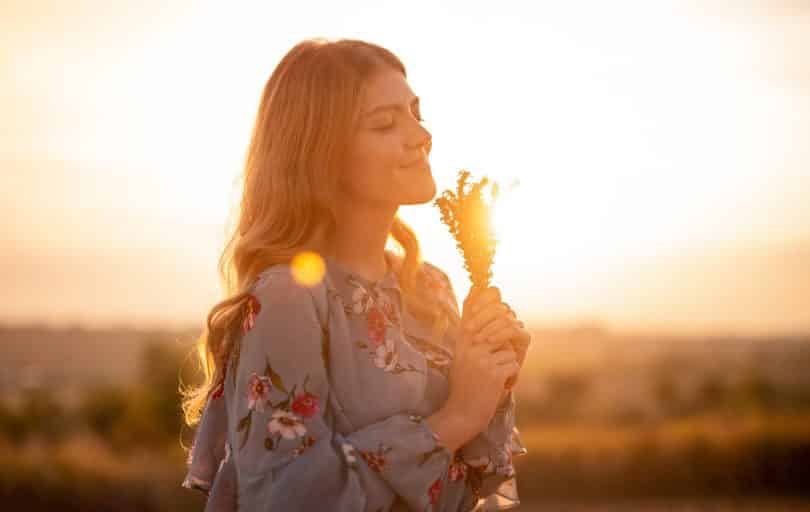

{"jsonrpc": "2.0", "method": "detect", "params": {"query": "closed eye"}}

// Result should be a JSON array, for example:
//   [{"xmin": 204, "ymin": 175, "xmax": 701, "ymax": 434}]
[{"xmin": 375, "ymin": 113, "xmax": 426, "ymax": 132}]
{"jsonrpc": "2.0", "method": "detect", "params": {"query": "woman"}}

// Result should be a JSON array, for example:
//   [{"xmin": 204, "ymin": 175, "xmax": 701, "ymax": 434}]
[{"xmin": 180, "ymin": 37, "xmax": 532, "ymax": 511}]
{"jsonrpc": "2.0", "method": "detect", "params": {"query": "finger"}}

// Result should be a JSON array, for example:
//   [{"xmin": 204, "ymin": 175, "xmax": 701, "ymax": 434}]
[
  {"xmin": 469, "ymin": 341, "xmax": 501, "ymax": 357},
  {"xmin": 457, "ymin": 325, "xmax": 478, "ymax": 352},
  {"xmin": 470, "ymin": 287, "xmax": 501, "ymax": 315},
  {"xmin": 503, "ymin": 301, "xmax": 518, "ymax": 320},
  {"xmin": 489, "ymin": 347, "xmax": 517, "ymax": 366},
  {"xmin": 509, "ymin": 327, "xmax": 532, "ymax": 353},
  {"xmin": 463, "ymin": 285, "xmax": 486, "ymax": 310},
  {"xmin": 461, "ymin": 285, "xmax": 486, "ymax": 325},
  {"xmin": 484, "ymin": 322, "xmax": 523, "ymax": 347},
  {"xmin": 468, "ymin": 302, "xmax": 510, "ymax": 336},
  {"xmin": 487, "ymin": 339, "xmax": 512, "ymax": 354},
  {"xmin": 464, "ymin": 286, "xmax": 499, "ymax": 320},
  {"xmin": 474, "ymin": 315, "xmax": 514, "ymax": 344},
  {"xmin": 496, "ymin": 361, "xmax": 520, "ymax": 382}
]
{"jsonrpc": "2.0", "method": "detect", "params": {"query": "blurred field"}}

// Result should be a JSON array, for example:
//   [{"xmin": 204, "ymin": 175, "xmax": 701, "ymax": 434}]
[
  {"xmin": 520, "ymin": 499, "xmax": 810, "ymax": 511},
  {"xmin": 0, "ymin": 323, "xmax": 809, "ymax": 511}
]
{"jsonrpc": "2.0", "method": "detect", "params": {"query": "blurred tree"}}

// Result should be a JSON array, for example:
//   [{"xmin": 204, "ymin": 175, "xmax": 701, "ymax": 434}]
[
  {"xmin": 79, "ymin": 385, "xmax": 128, "ymax": 439},
  {"xmin": 736, "ymin": 369, "xmax": 777, "ymax": 413},
  {"xmin": 697, "ymin": 371, "xmax": 728, "ymax": 412},
  {"xmin": 536, "ymin": 372, "xmax": 591, "ymax": 423},
  {"xmin": 109, "ymin": 337, "xmax": 188, "ymax": 450},
  {"xmin": 0, "ymin": 400, "xmax": 26, "ymax": 443},
  {"xmin": 18, "ymin": 388, "xmax": 71, "ymax": 442},
  {"xmin": 653, "ymin": 371, "xmax": 681, "ymax": 418}
]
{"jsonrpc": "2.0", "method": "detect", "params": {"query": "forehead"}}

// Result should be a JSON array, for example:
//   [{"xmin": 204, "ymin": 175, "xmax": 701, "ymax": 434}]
[{"xmin": 360, "ymin": 69, "xmax": 416, "ymax": 110}]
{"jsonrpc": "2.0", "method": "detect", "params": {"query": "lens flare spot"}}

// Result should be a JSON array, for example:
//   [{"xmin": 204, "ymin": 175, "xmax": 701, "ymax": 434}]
[{"xmin": 291, "ymin": 251, "xmax": 326, "ymax": 287}]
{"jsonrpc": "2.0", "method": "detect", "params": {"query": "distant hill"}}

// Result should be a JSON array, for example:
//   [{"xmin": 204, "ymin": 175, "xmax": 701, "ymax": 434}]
[{"xmin": 0, "ymin": 323, "xmax": 200, "ymax": 395}]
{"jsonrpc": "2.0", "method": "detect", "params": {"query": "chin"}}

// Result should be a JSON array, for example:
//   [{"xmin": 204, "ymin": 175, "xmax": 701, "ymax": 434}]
[
  {"xmin": 401, "ymin": 182, "xmax": 436, "ymax": 205},
  {"xmin": 393, "ymin": 165, "xmax": 436, "ymax": 204}
]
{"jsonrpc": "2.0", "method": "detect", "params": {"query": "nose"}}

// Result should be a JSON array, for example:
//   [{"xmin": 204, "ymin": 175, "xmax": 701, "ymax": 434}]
[{"xmin": 409, "ymin": 126, "xmax": 432, "ymax": 156}]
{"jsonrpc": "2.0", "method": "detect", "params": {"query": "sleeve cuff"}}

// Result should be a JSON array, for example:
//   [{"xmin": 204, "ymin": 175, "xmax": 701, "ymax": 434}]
[{"xmin": 458, "ymin": 391, "xmax": 528, "ymax": 510}]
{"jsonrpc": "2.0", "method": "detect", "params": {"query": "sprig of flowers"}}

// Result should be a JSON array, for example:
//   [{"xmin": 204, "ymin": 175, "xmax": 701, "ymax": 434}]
[{"xmin": 433, "ymin": 169, "xmax": 502, "ymax": 291}]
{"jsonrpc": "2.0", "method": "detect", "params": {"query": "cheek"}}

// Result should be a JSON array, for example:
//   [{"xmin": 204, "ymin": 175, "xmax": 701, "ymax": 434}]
[
  {"xmin": 351, "ymin": 133, "xmax": 401, "ymax": 169},
  {"xmin": 347, "ymin": 135, "xmax": 403, "ymax": 179},
  {"xmin": 342, "ymin": 135, "xmax": 403, "ymax": 194}
]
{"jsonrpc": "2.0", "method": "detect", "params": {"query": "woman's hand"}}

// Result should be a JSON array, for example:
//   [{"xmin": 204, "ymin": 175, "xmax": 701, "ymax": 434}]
[
  {"xmin": 461, "ymin": 285, "xmax": 531, "ymax": 390},
  {"xmin": 444, "ymin": 320, "xmax": 519, "ymax": 439}
]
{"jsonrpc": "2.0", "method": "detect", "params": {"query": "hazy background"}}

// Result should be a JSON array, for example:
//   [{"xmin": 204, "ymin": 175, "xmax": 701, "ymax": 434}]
[
  {"xmin": 1, "ymin": 0, "xmax": 809, "ymax": 510},
  {"xmin": 2, "ymin": 0, "xmax": 809, "ymax": 335}
]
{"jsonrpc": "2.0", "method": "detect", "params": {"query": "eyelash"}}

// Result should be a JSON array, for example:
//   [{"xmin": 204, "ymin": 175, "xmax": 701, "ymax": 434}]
[{"xmin": 376, "ymin": 113, "xmax": 425, "ymax": 131}]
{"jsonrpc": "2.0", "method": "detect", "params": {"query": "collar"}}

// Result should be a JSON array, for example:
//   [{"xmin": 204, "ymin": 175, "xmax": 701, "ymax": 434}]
[{"xmin": 322, "ymin": 249, "xmax": 402, "ymax": 296}]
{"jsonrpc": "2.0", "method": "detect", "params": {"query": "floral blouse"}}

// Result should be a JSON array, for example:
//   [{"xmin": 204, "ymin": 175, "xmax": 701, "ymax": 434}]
[{"xmin": 182, "ymin": 250, "xmax": 527, "ymax": 511}]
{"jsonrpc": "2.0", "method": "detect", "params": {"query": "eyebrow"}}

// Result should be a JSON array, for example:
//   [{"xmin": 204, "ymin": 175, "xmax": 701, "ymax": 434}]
[{"xmin": 361, "ymin": 96, "xmax": 420, "ymax": 118}]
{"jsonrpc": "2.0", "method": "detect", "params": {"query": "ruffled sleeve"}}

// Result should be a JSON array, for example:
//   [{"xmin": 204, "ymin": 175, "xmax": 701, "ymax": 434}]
[
  {"xmin": 457, "ymin": 390, "xmax": 528, "ymax": 510},
  {"xmin": 185, "ymin": 266, "xmax": 457, "ymax": 511},
  {"xmin": 182, "ymin": 382, "xmax": 238, "ymax": 511},
  {"xmin": 424, "ymin": 262, "xmax": 529, "ymax": 510}
]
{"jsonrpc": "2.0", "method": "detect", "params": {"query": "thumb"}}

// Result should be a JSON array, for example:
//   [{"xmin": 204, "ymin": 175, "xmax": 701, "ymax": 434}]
[{"xmin": 463, "ymin": 285, "xmax": 484, "ymax": 317}]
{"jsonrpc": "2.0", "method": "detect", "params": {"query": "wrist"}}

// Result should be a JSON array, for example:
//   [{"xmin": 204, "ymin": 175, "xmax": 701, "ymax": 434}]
[{"xmin": 425, "ymin": 405, "xmax": 476, "ymax": 454}]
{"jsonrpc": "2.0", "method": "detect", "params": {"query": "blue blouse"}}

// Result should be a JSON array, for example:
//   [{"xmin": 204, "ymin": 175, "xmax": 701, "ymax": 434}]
[{"xmin": 182, "ymin": 250, "xmax": 527, "ymax": 511}]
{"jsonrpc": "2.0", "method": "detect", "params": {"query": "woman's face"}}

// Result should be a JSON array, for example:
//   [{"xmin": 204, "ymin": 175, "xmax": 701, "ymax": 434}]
[{"xmin": 342, "ymin": 69, "xmax": 435, "ymax": 206}]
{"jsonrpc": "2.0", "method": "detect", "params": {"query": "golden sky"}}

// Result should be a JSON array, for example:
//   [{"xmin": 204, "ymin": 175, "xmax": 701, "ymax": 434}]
[{"xmin": 1, "ymin": 0, "xmax": 808, "ymax": 335}]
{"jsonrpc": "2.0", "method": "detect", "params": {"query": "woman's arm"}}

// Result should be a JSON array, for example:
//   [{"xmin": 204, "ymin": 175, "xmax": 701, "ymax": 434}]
[{"xmin": 426, "ymin": 262, "xmax": 529, "ymax": 508}]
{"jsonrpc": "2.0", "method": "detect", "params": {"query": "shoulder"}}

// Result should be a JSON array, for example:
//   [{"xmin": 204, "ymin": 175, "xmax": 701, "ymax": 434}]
[
  {"xmin": 237, "ymin": 265, "xmax": 324, "ymax": 348},
  {"xmin": 417, "ymin": 260, "xmax": 460, "ymax": 315},
  {"xmin": 250, "ymin": 264, "xmax": 318, "ymax": 310},
  {"xmin": 419, "ymin": 260, "xmax": 453, "ymax": 289}
]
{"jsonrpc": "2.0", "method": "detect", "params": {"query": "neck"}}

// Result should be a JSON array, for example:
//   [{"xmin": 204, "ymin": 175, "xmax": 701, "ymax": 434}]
[{"xmin": 322, "ymin": 200, "xmax": 398, "ymax": 283}]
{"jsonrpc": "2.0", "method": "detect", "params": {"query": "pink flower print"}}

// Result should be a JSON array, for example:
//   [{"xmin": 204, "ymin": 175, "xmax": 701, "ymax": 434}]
[
  {"xmin": 428, "ymin": 477, "xmax": 442, "ymax": 505},
  {"xmin": 372, "ymin": 338, "xmax": 399, "ymax": 371},
  {"xmin": 379, "ymin": 296, "xmax": 399, "ymax": 325},
  {"xmin": 268, "ymin": 409, "xmax": 307, "ymax": 440},
  {"xmin": 367, "ymin": 306, "xmax": 387, "ymax": 346},
  {"xmin": 448, "ymin": 460, "xmax": 468, "ymax": 481},
  {"xmin": 243, "ymin": 294, "xmax": 261, "ymax": 334},
  {"xmin": 351, "ymin": 285, "xmax": 373, "ymax": 314},
  {"xmin": 247, "ymin": 373, "xmax": 272, "ymax": 412},
  {"xmin": 291, "ymin": 391, "xmax": 319, "ymax": 418}
]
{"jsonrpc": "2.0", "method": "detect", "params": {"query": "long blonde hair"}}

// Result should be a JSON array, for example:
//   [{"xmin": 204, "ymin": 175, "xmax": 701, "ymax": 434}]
[{"xmin": 181, "ymin": 38, "xmax": 450, "ymax": 427}]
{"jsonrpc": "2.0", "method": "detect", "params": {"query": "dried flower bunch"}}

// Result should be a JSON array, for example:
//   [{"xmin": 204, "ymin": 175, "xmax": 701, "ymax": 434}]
[
  {"xmin": 435, "ymin": 169, "xmax": 523, "ymax": 390},
  {"xmin": 433, "ymin": 169, "xmax": 501, "ymax": 292}
]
